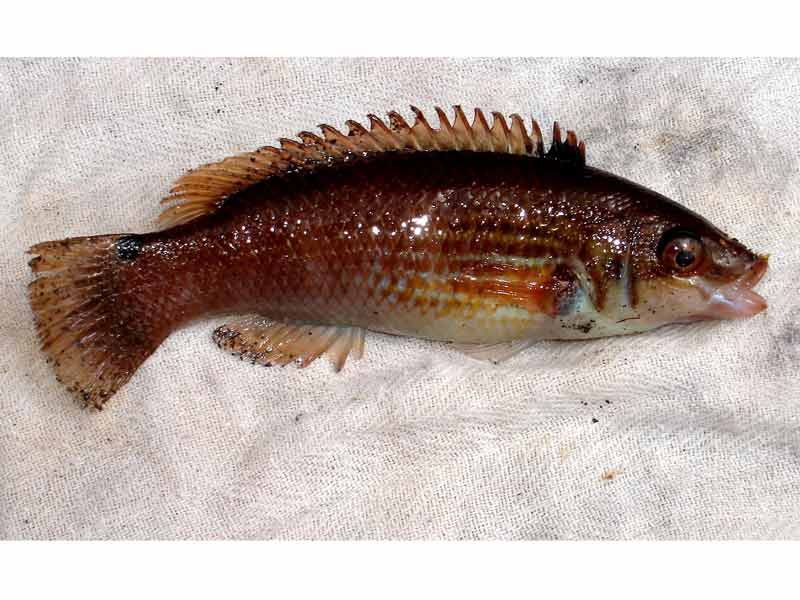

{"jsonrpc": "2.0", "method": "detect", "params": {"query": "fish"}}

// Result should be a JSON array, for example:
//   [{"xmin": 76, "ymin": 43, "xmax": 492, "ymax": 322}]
[{"xmin": 27, "ymin": 106, "xmax": 769, "ymax": 409}]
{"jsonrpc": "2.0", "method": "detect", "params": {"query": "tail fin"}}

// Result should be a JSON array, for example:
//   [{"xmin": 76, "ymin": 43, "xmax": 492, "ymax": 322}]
[{"xmin": 28, "ymin": 234, "xmax": 164, "ymax": 408}]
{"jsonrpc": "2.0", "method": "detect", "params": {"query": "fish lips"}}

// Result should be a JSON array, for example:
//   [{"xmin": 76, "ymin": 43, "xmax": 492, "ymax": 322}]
[{"xmin": 698, "ymin": 256, "xmax": 768, "ymax": 319}]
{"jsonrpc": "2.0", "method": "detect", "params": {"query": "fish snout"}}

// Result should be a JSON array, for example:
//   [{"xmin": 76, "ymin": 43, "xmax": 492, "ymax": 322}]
[{"xmin": 702, "ymin": 255, "xmax": 768, "ymax": 319}]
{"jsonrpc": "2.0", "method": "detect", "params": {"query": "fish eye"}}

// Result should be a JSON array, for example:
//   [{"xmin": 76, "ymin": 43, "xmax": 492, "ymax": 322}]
[{"xmin": 658, "ymin": 230, "xmax": 705, "ymax": 273}]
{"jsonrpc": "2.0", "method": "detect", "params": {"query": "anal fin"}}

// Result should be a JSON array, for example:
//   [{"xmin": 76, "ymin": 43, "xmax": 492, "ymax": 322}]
[{"xmin": 213, "ymin": 316, "xmax": 364, "ymax": 372}]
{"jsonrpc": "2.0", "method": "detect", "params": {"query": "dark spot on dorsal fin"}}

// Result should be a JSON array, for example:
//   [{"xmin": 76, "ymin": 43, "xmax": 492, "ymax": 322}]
[
  {"xmin": 545, "ymin": 121, "xmax": 586, "ymax": 167},
  {"xmin": 116, "ymin": 235, "xmax": 143, "ymax": 261}
]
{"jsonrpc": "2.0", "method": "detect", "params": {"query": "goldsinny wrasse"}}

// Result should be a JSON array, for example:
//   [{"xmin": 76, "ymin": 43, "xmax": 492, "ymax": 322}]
[{"xmin": 28, "ymin": 106, "xmax": 768, "ymax": 408}]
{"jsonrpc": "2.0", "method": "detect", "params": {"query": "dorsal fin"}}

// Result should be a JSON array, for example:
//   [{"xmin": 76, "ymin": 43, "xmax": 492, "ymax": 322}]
[{"xmin": 158, "ymin": 106, "xmax": 587, "ymax": 228}]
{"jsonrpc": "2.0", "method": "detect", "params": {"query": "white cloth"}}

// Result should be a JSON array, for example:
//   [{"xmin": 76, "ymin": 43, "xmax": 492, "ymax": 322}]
[{"xmin": 1, "ymin": 58, "xmax": 798, "ymax": 540}]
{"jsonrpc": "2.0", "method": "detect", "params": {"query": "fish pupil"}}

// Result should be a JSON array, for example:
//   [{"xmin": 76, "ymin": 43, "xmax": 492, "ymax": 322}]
[{"xmin": 675, "ymin": 249, "xmax": 695, "ymax": 268}]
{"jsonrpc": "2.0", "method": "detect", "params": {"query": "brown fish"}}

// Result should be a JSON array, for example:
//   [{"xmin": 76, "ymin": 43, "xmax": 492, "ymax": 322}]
[{"xmin": 28, "ymin": 106, "xmax": 768, "ymax": 408}]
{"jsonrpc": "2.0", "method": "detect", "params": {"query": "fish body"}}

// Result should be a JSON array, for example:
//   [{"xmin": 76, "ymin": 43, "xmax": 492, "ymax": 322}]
[{"xmin": 28, "ymin": 107, "xmax": 768, "ymax": 407}]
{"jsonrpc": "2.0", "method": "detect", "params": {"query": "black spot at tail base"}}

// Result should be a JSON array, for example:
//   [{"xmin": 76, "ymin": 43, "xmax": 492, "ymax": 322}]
[{"xmin": 116, "ymin": 235, "xmax": 143, "ymax": 261}]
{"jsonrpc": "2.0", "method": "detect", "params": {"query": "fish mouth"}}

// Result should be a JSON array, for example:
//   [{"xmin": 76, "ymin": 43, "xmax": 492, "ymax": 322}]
[{"xmin": 700, "ymin": 255, "xmax": 768, "ymax": 319}]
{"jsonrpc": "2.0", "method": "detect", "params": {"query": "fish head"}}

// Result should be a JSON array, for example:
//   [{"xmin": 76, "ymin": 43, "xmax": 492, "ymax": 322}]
[{"xmin": 629, "ymin": 211, "xmax": 768, "ymax": 326}]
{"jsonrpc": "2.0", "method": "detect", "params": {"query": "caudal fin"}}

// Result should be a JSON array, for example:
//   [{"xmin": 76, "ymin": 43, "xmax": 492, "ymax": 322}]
[{"xmin": 28, "ymin": 234, "xmax": 164, "ymax": 408}]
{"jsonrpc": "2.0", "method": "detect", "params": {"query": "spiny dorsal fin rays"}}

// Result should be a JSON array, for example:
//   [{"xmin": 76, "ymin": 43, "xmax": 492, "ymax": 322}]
[
  {"xmin": 158, "ymin": 106, "xmax": 588, "ymax": 229},
  {"xmin": 531, "ymin": 119, "xmax": 545, "ymax": 156},
  {"xmin": 451, "ymin": 106, "xmax": 475, "ymax": 150},
  {"xmin": 408, "ymin": 105, "xmax": 437, "ymax": 149},
  {"xmin": 509, "ymin": 114, "xmax": 532, "ymax": 154},
  {"xmin": 471, "ymin": 108, "xmax": 493, "ymax": 151}
]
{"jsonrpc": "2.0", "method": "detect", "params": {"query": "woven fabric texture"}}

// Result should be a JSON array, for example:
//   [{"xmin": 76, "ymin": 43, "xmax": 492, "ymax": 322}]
[{"xmin": 1, "ymin": 58, "xmax": 798, "ymax": 539}]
